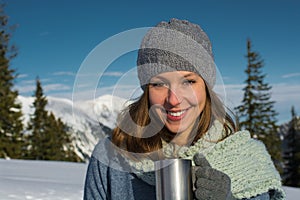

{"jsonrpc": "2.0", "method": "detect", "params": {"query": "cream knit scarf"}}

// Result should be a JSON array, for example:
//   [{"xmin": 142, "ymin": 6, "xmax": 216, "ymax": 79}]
[{"xmin": 126, "ymin": 121, "xmax": 286, "ymax": 200}]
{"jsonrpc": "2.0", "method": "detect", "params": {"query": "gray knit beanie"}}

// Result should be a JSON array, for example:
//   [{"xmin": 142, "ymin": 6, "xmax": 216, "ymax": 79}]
[{"xmin": 137, "ymin": 18, "xmax": 216, "ymax": 89}]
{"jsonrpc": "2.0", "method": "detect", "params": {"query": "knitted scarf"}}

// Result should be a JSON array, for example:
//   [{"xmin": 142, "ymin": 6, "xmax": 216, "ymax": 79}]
[{"xmin": 126, "ymin": 121, "xmax": 286, "ymax": 200}]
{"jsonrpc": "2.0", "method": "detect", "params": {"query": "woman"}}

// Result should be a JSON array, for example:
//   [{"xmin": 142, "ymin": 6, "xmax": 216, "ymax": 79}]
[{"xmin": 84, "ymin": 18, "xmax": 285, "ymax": 200}]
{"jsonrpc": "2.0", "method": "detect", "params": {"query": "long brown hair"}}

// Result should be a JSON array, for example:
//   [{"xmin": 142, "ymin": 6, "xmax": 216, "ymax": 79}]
[{"xmin": 112, "ymin": 81, "xmax": 237, "ymax": 156}]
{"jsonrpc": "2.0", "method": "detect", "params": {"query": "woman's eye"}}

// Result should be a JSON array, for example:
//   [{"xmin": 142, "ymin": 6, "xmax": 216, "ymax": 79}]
[
  {"xmin": 149, "ymin": 82, "xmax": 167, "ymax": 88},
  {"xmin": 183, "ymin": 79, "xmax": 196, "ymax": 85}
]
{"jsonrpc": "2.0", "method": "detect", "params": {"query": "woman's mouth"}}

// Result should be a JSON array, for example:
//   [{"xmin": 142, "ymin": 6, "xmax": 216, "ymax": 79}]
[{"xmin": 166, "ymin": 109, "xmax": 188, "ymax": 121}]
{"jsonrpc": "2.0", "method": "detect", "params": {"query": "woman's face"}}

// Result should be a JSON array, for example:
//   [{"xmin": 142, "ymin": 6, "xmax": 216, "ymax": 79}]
[{"xmin": 149, "ymin": 71, "xmax": 207, "ymax": 144}]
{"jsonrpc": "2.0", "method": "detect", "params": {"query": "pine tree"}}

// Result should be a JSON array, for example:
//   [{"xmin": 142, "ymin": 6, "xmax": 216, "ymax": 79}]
[
  {"xmin": 235, "ymin": 39, "xmax": 282, "ymax": 173},
  {"xmin": 0, "ymin": 3, "xmax": 25, "ymax": 159},
  {"xmin": 26, "ymin": 78, "xmax": 49, "ymax": 160},
  {"xmin": 27, "ymin": 78, "xmax": 81, "ymax": 162},
  {"xmin": 283, "ymin": 106, "xmax": 300, "ymax": 187},
  {"xmin": 50, "ymin": 114, "xmax": 81, "ymax": 162}
]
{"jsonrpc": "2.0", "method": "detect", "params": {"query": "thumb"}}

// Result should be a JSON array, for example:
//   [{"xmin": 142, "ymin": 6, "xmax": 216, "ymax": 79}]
[{"xmin": 193, "ymin": 153, "xmax": 211, "ymax": 167}]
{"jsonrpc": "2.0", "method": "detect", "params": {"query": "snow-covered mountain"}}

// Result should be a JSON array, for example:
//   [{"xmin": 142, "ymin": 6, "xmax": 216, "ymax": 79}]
[{"xmin": 17, "ymin": 95, "xmax": 129, "ymax": 161}]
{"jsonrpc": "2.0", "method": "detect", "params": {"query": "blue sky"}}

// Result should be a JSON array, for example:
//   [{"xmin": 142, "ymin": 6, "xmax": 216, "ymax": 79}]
[{"xmin": 5, "ymin": 0, "xmax": 300, "ymax": 123}]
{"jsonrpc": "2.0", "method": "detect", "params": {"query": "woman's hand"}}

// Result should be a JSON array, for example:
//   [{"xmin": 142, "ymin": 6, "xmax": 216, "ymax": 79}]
[{"xmin": 193, "ymin": 153, "xmax": 234, "ymax": 200}]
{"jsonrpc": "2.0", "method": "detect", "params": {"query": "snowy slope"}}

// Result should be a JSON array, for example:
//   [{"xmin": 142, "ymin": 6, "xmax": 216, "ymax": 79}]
[
  {"xmin": 17, "ymin": 95, "xmax": 128, "ymax": 161},
  {"xmin": 0, "ymin": 159, "xmax": 299, "ymax": 200},
  {"xmin": 0, "ymin": 159, "xmax": 87, "ymax": 200}
]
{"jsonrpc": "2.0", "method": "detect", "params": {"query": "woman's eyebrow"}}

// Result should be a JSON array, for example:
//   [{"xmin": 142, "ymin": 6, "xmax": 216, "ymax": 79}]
[
  {"xmin": 151, "ymin": 73, "xmax": 173, "ymax": 79},
  {"xmin": 150, "ymin": 76, "xmax": 168, "ymax": 82},
  {"xmin": 183, "ymin": 73, "xmax": 195, "ymax": 78},
  {"xmin": 151, "ymin": 72, "xmax": 197, "ymax": 80}
]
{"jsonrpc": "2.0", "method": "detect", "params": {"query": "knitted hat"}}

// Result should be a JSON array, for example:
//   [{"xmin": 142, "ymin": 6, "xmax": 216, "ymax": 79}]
[{"xmin": 137, "ymin": 18, "xmax": 216, "ymax": 89}]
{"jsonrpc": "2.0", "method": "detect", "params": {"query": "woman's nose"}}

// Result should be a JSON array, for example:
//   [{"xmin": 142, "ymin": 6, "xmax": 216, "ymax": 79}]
[{"xmin": 167, "ymin": 88, "xmax": 182, "ymax": 106}]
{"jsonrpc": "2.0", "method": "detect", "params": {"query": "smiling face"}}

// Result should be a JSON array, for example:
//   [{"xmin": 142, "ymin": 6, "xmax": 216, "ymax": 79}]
[{"xmin": 148, "ymin": 71, "xmax": 207, "ymax": 145}]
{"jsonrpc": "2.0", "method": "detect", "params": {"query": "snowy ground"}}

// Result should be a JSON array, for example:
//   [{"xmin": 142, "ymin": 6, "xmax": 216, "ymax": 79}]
[
  {"xmin": 0, "ymin": 159, "xmax": 86, "ymax": 200},
  {"xmin": 0, "ymin": 159, "xmax": 299, "ymax": 200}
]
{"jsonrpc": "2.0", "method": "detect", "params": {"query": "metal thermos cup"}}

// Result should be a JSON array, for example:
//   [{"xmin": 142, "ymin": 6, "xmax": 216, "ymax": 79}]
[{"xmin": 155, "ymin": 159, "xmax": 193, "ymax": 200}]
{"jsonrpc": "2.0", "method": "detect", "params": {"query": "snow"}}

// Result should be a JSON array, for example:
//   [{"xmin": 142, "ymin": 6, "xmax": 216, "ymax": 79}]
[
  {"xmin": 0, "ymin": 159, "xmax": 87, "ymax": 200},
  {"xmin": 1, "ymin": 159, "xmax": 300, "ymax": 200}
]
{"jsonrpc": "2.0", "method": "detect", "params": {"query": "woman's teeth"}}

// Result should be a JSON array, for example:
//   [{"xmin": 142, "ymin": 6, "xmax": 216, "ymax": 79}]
[{"xmin": 168, "ymin": 110, "xmax": 186, "ymax": 116}]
